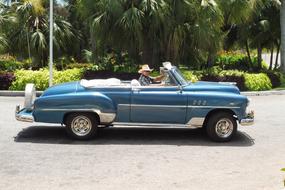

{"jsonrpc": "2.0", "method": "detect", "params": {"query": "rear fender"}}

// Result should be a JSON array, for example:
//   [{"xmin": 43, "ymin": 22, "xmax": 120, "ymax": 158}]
[{"xmin": 33, "ymin": 92, "xmax": 116, "ymax": 124}]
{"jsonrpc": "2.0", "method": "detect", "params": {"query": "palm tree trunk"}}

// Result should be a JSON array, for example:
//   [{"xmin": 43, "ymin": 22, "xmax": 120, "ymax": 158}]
[
  {"xmin": 269, "ymin": 46, "xmax": 274, "ymax": 70},
  {"xmin": 281, "ymin": 0, "xmax": 285, "ymax": 72},
  {"xmin": 207, "ymin": 52, "xmax": 214, "ymax": 68},
  {"xmin": 142, "ymin": 38, "xmax": 154, "ymax": 69},
  {"xmin": 245, "ymin": 40, "xmax": 253, "ymax": 69},
  {"xmin": 257, "ymin": 45, "xmax": 262, "ymax": 71},
  {"xmin": 274, "ymin": 41, "xmax": 280, "ymax": 70}
]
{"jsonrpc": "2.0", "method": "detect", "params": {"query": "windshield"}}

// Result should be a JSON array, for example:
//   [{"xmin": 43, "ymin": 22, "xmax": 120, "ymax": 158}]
[{"xmin": 171, "ymin": 67, "xmax": 188, "ymax": 86}]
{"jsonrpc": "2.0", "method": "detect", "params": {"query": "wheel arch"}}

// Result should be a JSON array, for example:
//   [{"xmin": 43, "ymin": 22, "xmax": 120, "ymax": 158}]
[
  {"xmin": 63, "ymin": 111, "xmax": 100, "ymax": 125},
  {"xmin": 203, "ymin": 108, "xmax": 237, "ymax": 127}
]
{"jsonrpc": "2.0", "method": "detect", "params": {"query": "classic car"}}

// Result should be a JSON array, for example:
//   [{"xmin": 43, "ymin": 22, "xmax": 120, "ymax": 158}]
[{"xmin": 15, "ymin": 62, "xmax": 254, "ymax": 142}]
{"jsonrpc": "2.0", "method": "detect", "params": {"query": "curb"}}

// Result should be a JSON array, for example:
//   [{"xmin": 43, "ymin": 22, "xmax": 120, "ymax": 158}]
[
  {"xmin": 241, "ymin": 90, "xmax": 285, "ymax": 96},
  {"xmin": 0, "ymin": 90, "xmax": 285, "ymax": 97},
  {"xmin": 0, "ymin": 91, "xmax": 43, "ymax": 97}
]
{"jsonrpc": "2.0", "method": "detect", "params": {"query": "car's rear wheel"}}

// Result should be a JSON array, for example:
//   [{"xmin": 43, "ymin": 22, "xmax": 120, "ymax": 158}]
[
  {"xmin": 65, "ymin": 113, "xmax": 98, "ymax": 140},
  {"xmin": 206, "ymin": 112, "xmax": 237, "ymax": 142}
]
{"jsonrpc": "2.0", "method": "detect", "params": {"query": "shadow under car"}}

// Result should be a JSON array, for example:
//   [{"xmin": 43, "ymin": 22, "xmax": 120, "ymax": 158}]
[{"xmin": 14, "ymin": 125, "xmax": 255, "ymax": 147}]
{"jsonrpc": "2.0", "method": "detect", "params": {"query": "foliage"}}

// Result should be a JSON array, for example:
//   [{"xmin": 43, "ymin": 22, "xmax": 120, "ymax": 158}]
[
  {"xmin": 181, "ymin": 70, "xmax": 199, "ymax": 82},
  {"xmin": 0, "ymin": 71, "xmax": 15, "ymax": 90},
  {"xmin": 216, "ymin": 51, "xmax": 268, "ymax": 71},
  {"xmin": 263, "ymin": 70, "xmax": 283, "ymax": 88},
  {"xmin": 200, "ymin": 69, "xmax": 246, "ymax": 90},
  {"xmin": 244, "ymin": 73, "xmax": 272, "ymax": 91},
  {"xmin": 10, "ymin": 68, "xmax": 83, "ymax": 90},
  {"xmin": 0, "ymin": 54, "xmax": 32, "ymax": 71},
  {"xmin": 3, "ymin": 0, "xmax": 76, "ymax": 67}
]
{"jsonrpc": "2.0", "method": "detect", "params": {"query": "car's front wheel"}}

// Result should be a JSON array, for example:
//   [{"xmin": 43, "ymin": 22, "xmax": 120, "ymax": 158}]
[
  {"xmin": 65, "ymin": 113, "xmax": 98, "ymax": 140},
  {"xmin": 206, "ymin": 112, "xmax": 237, "ymax": 142}
]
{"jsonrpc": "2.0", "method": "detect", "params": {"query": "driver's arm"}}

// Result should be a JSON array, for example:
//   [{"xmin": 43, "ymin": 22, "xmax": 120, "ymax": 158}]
[{"xmin": 153, "ymin": 75, "xmax": 164, "ymax": 82}]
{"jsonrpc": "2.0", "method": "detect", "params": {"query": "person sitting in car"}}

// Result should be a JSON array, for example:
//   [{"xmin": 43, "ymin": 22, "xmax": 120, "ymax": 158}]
[{"xmin": 138, "ymin": 64, "xmax": 164, "ymax": 86}]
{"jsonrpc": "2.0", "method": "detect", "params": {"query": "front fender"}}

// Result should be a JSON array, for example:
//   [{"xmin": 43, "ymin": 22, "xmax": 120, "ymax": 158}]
[
  {"xmin": 33, "ymin": 92, "xmax": 116, "ymax": 124},
  {"xmin": 186, "ymin": 91, "xmax": 248, "ymax": 123}
]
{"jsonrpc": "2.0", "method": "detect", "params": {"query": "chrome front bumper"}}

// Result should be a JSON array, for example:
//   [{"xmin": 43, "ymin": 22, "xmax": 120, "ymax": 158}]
[
  {"xmin": 240, "ymin": 110, "xmax": 254, "ymax": 126},
  {"xmin": 15, "ymin": 105, "xmax": 34, "ymax": 122}
]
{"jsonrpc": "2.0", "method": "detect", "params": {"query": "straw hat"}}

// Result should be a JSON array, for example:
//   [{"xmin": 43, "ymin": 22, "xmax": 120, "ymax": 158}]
[{"xmin": 138, "ymin": 64, "xmax": 153, "ymax": 73}]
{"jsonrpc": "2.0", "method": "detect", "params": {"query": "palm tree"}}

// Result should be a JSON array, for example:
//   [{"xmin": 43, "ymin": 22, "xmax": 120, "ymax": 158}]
[
  {"xmin": 0, "ymin": 2, "xmax": 15, "ymax": 52},
  {"xmin": 6, "ymin": 0, "xmax": 75, "ymax": 67}
]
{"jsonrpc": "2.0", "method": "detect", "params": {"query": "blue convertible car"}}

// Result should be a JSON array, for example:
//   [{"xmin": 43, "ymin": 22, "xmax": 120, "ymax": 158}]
[{"xmin": 16, "ymin": 62, "xmax": 254, "ymax": 142}]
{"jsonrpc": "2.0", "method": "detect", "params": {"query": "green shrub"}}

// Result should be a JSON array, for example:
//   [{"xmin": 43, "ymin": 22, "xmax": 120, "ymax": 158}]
[
  {"xmin": 0, "ymin": 56, "xmax": 23, "ymax": 72},
  {"xmin": 181, "ymin": 70, "xmax": 199, "ymax": 82},
  {"xmin": 263, "ymin": 70, "xmax": 283, "ymax": 88},
  {"xmin": 219, "ymin": 70, "xmax": 245, "ymax": 77},
  {"xmin": 216, "ymin": 52, "xmax": 267, "ymax": 71},
  {"xmin": 244, "ymin": 73, "xmax": 272, "ymax": 91},
  {"xmin": 65, "ymin": 63, "xmax": 93, "ymax": 70},
  {"xmin": 10, "ymin": 68, "xmax": 84, "ymax": 91}
]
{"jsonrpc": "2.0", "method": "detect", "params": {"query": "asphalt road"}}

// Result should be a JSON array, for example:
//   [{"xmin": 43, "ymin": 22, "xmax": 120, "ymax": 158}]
[{"xmin": 0, "ymin": 96, "xmax": 285, "ymax": 190}]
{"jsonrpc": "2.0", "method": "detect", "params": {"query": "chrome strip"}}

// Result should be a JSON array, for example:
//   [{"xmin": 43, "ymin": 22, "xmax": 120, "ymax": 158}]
[
  {"xmin": 188, "ymin": 106, "xmax": 240, "ymax": 109},
  {"xmin": 187, "ymin": 117, "xmax": 205, "ymax": 127},
  {"xmin": 38, "ymin": 108, "xmax": 116, "ymax": 124},
  {"xmin": 112, "ymin": 122, "xmax": 201, "ymax": 129},
  {"xmin": 118, "ymin": 104, "xmax": 186, "ymax": 108},
  {"xmin": 118, "ymin": 104, "xmax": 240, "ymax": 109}
]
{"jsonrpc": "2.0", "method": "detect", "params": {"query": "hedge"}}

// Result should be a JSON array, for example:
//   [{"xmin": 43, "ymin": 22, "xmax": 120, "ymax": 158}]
[
  {"xmin": 0, "ymin": 68, "xmax": 282, "ymax": 92},
  {"xmin": 244, "ymin": 73, "xmax": 272, "ymax": 91},
  {"xmin": 10, "ymin": 68, "xmax": 83, "ymax": 91},
  {"xmin": 197, "ymin": 69, "xmax": 274, "ymax": 91},
  {"xmin": 0, "ymin": 72, "xmax": 15, "ymax": 90}
]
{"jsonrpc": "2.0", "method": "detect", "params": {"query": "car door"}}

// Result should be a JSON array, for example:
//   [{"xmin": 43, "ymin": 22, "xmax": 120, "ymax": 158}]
[{"xmin": 130, "ymin": 86, "xmax": 187, "ymax": 123}]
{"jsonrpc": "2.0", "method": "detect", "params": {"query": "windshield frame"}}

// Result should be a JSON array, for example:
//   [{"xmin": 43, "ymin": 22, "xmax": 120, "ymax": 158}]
[{"xmin": 169, "ymin": 66, "xmax": 188, "ymax": 86}]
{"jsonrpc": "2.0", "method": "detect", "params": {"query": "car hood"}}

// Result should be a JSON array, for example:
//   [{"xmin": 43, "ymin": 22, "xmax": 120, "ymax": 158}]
[
  {"xmin": 41, "ymin": 81, "xmax": 78, "ymax": 97},
  {"xmin": 184, "ymin": 81, "xmax": 240, "ymax": 94}
]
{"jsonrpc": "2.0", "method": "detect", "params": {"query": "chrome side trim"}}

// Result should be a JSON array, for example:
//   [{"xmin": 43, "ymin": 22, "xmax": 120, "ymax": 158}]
[
  {"xmin": 112, "ymin": 122, "xmax": 201, "ymax": 129},
  {"xmin": 38, "ymin": 108, "xmax": 116, "ymax": 124},
  {"xmin": 188, "ymin": 106, "xmax": 240, "ymax": 109},
  {"xmin": 118, "ymin": 104, "xmax": 240, "ymax": 109},
  {"xmin": 118, "ymin": 104, "xmax": 186, "ymax": 108},
  {"xmin": 99, "ymin": 112, "xmax": 116, "ymax": 124},
  {"xmin": 187, "ymin": 117, "xmax": 205, "ymax": 127}
]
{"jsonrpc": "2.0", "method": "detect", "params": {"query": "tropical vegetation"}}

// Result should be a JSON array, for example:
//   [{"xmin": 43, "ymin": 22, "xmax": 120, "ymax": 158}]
[{"xmin": 0, "ymin": 0, "xmax": 284, "ymax": 91}]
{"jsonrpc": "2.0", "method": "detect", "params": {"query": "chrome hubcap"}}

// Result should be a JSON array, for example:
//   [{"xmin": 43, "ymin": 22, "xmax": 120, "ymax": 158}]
[
  {"xmin": 215, "ymin": 118, "xmax": 233, "ymax": 138},
  {"xmin": 71, "ymin": 116, "xmax": 92, "ymax": 136}
]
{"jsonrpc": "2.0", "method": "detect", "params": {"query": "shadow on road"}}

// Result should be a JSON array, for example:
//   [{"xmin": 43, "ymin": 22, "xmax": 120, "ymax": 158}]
[{"xmin": 14, "ymin": 125, "xmax": 255, "ymax": 147}]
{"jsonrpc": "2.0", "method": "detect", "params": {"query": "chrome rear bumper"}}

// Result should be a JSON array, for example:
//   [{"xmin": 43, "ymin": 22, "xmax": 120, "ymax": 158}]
[
  {"xmin": 15, "ymin": 105, "xmax": 34, "ymax": 122},
  {"xmin": 240, "ymin": 110, "xmax": 254, "ymax": 126}
]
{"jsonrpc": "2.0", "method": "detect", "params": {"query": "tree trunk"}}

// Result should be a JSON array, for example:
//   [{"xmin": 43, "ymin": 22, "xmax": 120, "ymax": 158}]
[
  {"xmin": 90, "ymin": 33, "xmax": 97, "ymax": 63},
  {"xmin": 207, "ymin": 52, "xmax": 215, "ymax": 68},
  {"xmin": 142, "ymin": 38, "xmax": 154, "ymax": 69},
  {"xmin": 274, "ymin": 41, "xmax": 280, "ymax": 70},
  {"xmin": 281, "ymin": 0, "xmax": 285, "ymax": 72},
  {"xmin": 245, "ymin": 40, "xmax": 253, "ymax": 69},
  {"xmin": 257, "ymin": 45, "xmax": 262, "ymax": 71},
  {"xmin": 269, "ymin": 46, "xmax": 274, "ymax": 70}
]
